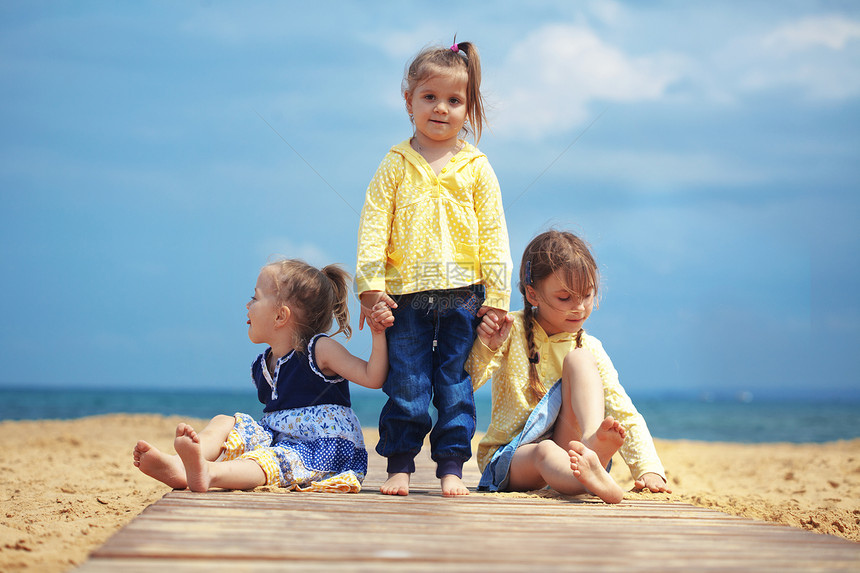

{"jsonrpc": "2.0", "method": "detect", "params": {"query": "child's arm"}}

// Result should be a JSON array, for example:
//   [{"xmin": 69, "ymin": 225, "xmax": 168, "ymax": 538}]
[
  {"xmin": 466, "ymin": 312, "xmax": 515, "ymax": 392},
  {"xmin": 315, "ymin": 302, "xmax": 391, "ymax": 389},
  {"xmin": 356, "ymin": 152, "xmax": 401, "ymax": 327},
  {"xmin": 472, "ymin": 158, "xmax": 512, "ymax": 311}
]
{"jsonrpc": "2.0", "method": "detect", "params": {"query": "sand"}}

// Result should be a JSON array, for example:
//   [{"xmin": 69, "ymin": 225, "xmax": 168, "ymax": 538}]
[{"xmin": 0, "ymin": 414, "xmax": 858, "ymax": 572}]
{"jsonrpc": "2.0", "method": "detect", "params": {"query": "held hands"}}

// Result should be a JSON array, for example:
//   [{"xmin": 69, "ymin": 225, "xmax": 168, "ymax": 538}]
[
  {"xmin": 369, "ymin": 301, "xmax": 394, "ymax": 334},
  {"xmin": 633, "ymin": 472, "xmax": 672, "ymax": 493},
  {"xmin": 359, "ymin": 291, "xmax": 397, "ymax": 334},
  {"xmin": 476, "ymin": 306, "xmax": 513, "ymax": 351}
]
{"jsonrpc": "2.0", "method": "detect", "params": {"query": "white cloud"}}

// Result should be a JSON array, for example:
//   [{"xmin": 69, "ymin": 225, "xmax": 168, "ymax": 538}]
[
  {"xmin": 719, "ymin": 14, "xmax": 860, "ymax": 101},
  {"xmin": 762, "ymin": 14, "xmax": 860, "ymax": 52},
  {"xmin": 488, "ymin": 11, "xmax": 860, "ymax": 127},
  {"xmin": 492, "ymin": 24, "xmax": 683, "ymax": 139}
]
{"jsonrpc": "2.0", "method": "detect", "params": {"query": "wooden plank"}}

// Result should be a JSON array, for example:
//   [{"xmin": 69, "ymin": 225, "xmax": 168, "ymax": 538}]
[
  {"xmin": 81, "ymin": 491, "xmax": 860, "ymax": 571},
  {"xmin": 78, "ymin": 448, "xmax": 860, "ymax": 572}
]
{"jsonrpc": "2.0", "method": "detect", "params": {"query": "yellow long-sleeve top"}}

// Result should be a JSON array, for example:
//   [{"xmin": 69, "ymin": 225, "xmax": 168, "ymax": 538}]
[
  {"xmin": 467, "ymin": 311, "xmax": 666, "ymax": 480},
  {"xmin": 356, "ymin": 139, "xmax": 512, "ymax": 311}
]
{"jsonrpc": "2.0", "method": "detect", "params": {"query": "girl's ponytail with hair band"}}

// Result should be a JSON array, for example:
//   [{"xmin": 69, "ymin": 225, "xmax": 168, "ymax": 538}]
[{"xmin": 450, "ymin": 34, "xmax": 464, "ymax": 55}]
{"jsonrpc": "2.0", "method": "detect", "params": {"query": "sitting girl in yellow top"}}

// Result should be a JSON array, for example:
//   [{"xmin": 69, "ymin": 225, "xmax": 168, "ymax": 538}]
[{"xmin": 467, "ymin": 230, "xmax": 670, "ymax": 502}]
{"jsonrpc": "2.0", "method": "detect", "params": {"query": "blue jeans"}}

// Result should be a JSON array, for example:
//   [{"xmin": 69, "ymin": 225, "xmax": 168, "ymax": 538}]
[{"xmin": 376, "ymin": 286, "xmax": 484, "ymax": 478}]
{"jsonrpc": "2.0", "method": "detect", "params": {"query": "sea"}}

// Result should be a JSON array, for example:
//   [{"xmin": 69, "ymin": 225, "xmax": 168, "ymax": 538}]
[{"xmin": 2, "ymin": 387, "xmax": 859, "ymax": 444}]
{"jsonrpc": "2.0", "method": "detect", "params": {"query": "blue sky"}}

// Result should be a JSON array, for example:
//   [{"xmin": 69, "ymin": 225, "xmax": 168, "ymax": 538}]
[{"xmin": 2, "ymin": 1, "xmax": 858, "ymax": 400}]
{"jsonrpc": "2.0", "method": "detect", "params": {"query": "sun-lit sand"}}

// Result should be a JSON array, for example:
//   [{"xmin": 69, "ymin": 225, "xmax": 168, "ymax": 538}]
[{"xmin": 0, "ymin": 414, "xmax": 857, "ymax": 572}]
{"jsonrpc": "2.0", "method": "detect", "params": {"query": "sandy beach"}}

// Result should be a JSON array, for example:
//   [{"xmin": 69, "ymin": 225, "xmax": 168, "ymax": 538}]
[{"xmin": 0, "ymin": 414, "xmax": 857, "ymax": 572}]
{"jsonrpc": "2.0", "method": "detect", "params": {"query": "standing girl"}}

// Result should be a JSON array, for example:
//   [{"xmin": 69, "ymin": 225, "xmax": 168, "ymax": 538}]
[
  {"xmin": 467, "ymin": 230, "xmax": 670, "ymax": 503},
  {"xmin": 133, "ymin": 259, "xmax": 391, "ymax": 493},
  {"xmin": 356, "ymin": 40, "xmax": 512, "ymax": 496}
]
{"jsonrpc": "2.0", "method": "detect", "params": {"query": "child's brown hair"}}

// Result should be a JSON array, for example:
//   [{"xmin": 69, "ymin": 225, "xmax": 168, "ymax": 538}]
[
  {"xmin": 519, "ymin": 230, "xmax": 599, "ymax": 399},
  {"xmin": 403, "ymin": 39, "xmax": 487, "ymax": 143},
  {"xmin": 263, "ymin": 259, "xmax": 351, "ymax": 352}
]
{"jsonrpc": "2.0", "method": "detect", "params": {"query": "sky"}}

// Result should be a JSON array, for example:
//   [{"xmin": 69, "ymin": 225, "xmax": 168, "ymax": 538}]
[{"xmin": 1, "ymin": 1, "xmax": 858, "ymax": 401}]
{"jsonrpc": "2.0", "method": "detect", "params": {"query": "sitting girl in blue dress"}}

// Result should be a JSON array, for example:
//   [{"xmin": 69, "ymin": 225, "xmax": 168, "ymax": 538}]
[{"xmin": 133, "ymin": 258, "xmax": 391, "ymax": 492}]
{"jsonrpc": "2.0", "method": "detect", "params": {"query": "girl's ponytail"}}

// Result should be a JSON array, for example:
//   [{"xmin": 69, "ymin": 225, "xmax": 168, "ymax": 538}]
[
  {"xmin": 455, "ymin": 41, "xmax": 485, "ymax": 143},
  {"xmin": 322, "ymin": 264, "xmax": 352, "ymax": 340}
]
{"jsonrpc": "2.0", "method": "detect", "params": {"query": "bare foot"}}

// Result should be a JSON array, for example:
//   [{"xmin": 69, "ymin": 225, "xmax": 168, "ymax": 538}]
[
  {"xmin": 584, "ymin": 416, "xmax": 626, "ymax": 468},
  {"xmin": 568, "ymin": 441, "xmax": 624, "ymax": 504},
  {"xmin": 174, "ymin": 423, "xmax": 211, "ymax": 492},
  {"xmin": 133, "ymin": 440, "xmax": 187, "ymax": 489},
  {"xmin": 440, "ymin": 474, "xmax": 470, "ymax": 497},
  {"xmin": 380, "ymin": 472, "xmax": 410, "ymax": 496}
]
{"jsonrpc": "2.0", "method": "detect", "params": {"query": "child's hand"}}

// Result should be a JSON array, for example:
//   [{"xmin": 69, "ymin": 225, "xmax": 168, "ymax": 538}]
[
  {"xmin": 370, "ymin": 301, "xmax": 394, "ymax": 332},
  {"xmin": 480, "ymin": 306, "xmax": 507, "ymax": 326},
  {"xmin": 359, "ymin": 291, "xmax": 397, "ymax": 333},
  {"xmin": 633, "ymin": 473, "xmax": 672, "ymax": 493},
  {"xmin": 476, "ymin": 306, "xmax": 512, "ymax": 351}
]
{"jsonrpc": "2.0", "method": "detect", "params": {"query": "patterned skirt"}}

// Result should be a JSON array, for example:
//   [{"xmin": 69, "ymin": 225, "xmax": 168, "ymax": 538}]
[{"xmin": 222, "ymin": 404, "xmax": 368, "ymax": 492}]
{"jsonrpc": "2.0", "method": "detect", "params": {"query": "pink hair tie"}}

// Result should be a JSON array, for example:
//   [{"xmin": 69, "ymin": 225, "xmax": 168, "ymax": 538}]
[{"xmin": 450, "ymin": 43, "xmax": 459, "ymax": 52}]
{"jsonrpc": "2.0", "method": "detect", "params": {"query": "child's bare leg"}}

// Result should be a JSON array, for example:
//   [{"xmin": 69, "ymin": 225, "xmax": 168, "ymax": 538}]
[
  {"xmin": 133, "ymin": 414, "xmax": 236, "ymax": 489},
  {"xmin": 193, "ymin": 414, "xmax": 237, "ymax": 460},
  {"xmin": 175, "ymin": 423, "xmax": 265, "ymax": 492},
  {"xmin": 552, "ymin": 349, "xmax": 625, "ymax": 466},
  {"xmin": 508, "ymin": 441, "xmax": 588, "ymax": 495},
  {"xmin": 133, "ymin": 440, "xmax": 187, "ymax": 489},
  {"xmin": 134, "ymin": 414, "xmax": 241, "ymax": 490},
  {"xmin": 554, "ymin": 348, "xmax": 605, "ymax": 444},
  {"xmin": 569, "ymin": 441, "xmax": 624, "ymax": 504},
  {"xmin": 380, "ymin": 472, "xmax": 410, "ymax": 496},
  {"xmin": 440, "ymin": 474, "xmax": 469, "ymax": 497}
]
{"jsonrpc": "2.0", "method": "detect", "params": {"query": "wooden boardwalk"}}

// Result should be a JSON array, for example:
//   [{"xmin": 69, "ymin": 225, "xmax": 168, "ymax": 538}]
[{"xmin": 79, "ymin": 448, "xmax": 860, "ymax": 572}]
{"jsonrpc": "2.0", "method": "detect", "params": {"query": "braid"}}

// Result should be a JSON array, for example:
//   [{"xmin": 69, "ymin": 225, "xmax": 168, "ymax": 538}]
[{"xmin": 522, "ymin": 302, "xmax": 546, "ymax": 400}]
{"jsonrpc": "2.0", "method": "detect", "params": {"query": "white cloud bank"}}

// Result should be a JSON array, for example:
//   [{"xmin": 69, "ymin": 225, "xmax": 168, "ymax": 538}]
[
  {"xmin": 492, "ymin": 13, "xmax": 860, "ymax": 139},
  {"xmin": 762, "ymin": 14, "xmax": 860, "ymax": 52},
  {"xmin": 737, "ymin": 14, "xmax": 860, "ymax": 100},
  {"xmin": 492, "ymin": 24, "xmax": 682, "ymax": 139}
]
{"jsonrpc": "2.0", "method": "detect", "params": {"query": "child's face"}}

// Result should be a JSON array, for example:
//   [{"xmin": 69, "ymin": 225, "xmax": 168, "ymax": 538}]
[
  {"xmin": 406, "ymin": 71, "xmax": 468, "ymax": 145},
  {"xmin": 246, "ymin": 269, "xmax": 281, "ymax": 345},
  {"xmin": 527, "ymin": 273, "xmax": 595, "ymax": 337}
]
